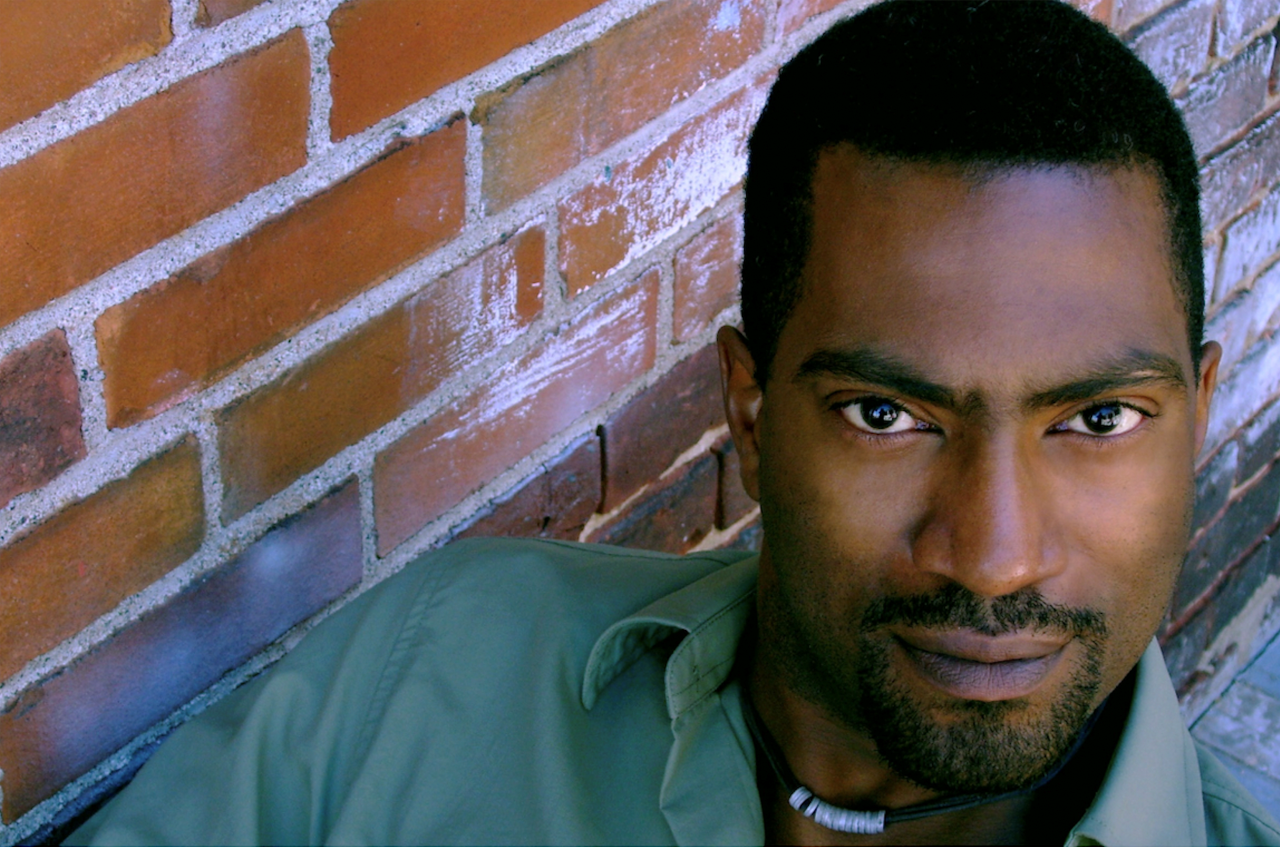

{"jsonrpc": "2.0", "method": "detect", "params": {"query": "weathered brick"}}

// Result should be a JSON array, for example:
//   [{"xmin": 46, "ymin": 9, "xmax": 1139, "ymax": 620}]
[
  {"xmin": 1205, "ymin": 262, "xmax": 1280, "ymax": 380},
  {"xmin": 0, "ymin": 331, "xmax": 85, "ymax": 509},
  {"xmin": 1203, "ymin": 536, "xmax": 1280, "ymax": 662},
  {"xmin": 0, "ymin": 0, "xmax": 171, "ymax": 132},
  {"xmin": 1162, "ymin": 597, "xmax": 1213, "ymax": 692},
  {"xmin": 589, "ymin": 452, "xmax": 718, "ymax": 553},
  {"xmin": 0, "ymin": 31, "xmax": 309, "ymax": 331},
  {"xmin": 457, "ymin": 434, "xmax": 601, "ymax": 541},
  {"xmin": 778, "ymin": 0, "xmax": 885, "ymax": 34},
  {"xmin": 1176, "ymin": 457, "xmax": 1280, "ymax": 614},
  {"xmin": 1201, "ymin": 112, "xmax": 1280, "ymax": 230},
  {"xmin": 1070, "ymin": 0, "xmax": 1114, "ymax": 24},
  {"xmin": 375, "ymin": 270, "xmax": 659, "ymax": 555},
  {"xmin": 559, "ymin": 84, "xmax": 764, "ymax": 294},
  {"xmin": 1194, "ymin": 440, "xmax": 1239, "ymax": 532},
  {"xmin": 1240, "ymin": 395, "xmax": 1280, "ymax": 482},
  {"xmin": 601, "ymin": 344, "xmax": 724, "ymax": 510},
  {"xmin": 1217, "ymin": 0, "xmax": 1280, "ymax": 57},
  {"xmin": 98, "ymin": 124, "xmax": 468, "ymax": 428},
  {"xmin": 0, "ymin": 481, "xmax": 360, "ymax": 822},
  {"xmin": 219, "ymin": 226, "xmax": 543, "ymax": 519},
  {"xmin": 716, "ymin": 437, "xmax": 757, "ymax": 529},
  {"xmin": 197, "ymin": 0, "xmax": 267, "ymax": 27},
  {"xmin": 1114, "ymin": 0, "xmax": 1180, "ymax": 33},
  {"xmin": 1126, "ymin": 0, "xmax": 1215, "ymax": 94},
  {"xmin": 720, "ymin": 514, "xmax": 763, "ymax": 552},
  {"xmin": 674, "ymin": 212, "xmax": 742, "ymax": 343},
  {"xmin": 1180, "ymin": 34, "xmax": 1274, "ymax": 159},
  {"xmin": 328, "ymin": 0, "xmax": 603, "ymax": 140},
  {"xmin": 0, "ymin": 438, "xmax": 203, "ymax": 681},
  {"xmin": 477, "ymin": 0, "xmax": 767, "ymax": 212},
  {"xmin": 1220, "ymin": 185, "xmax": 1280, "ymax": 287}
]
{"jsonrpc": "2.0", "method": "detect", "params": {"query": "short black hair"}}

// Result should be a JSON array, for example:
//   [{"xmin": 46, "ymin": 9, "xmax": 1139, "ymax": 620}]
[{"xmin": 741, "ymin": 0, "xmax": 1203, "ymax": 384}]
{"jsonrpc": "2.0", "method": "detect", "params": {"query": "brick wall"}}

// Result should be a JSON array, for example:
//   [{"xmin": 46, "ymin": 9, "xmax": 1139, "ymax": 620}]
[{"xmin": 0, "ymin": 0, "xmax": 1275, "ymax": 842}]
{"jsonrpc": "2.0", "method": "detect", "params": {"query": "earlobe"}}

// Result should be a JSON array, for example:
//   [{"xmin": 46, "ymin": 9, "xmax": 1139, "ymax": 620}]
[
  {"xmin": 717, "ymin": 325, "xmax": 764, "ymax": 502},
  {"xmin": 1193, "ymin": 340, "xmax": 1222, "ymax": 456}
]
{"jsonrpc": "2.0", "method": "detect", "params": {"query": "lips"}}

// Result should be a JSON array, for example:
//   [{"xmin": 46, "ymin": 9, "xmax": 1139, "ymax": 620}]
[{"xmin": 894, "ymin": 630, "xmax": 1068, "ymax": 702}]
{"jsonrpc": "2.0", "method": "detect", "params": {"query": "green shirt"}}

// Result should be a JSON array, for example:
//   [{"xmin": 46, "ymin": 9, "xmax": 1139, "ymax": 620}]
[{"xmin": 70, "ymin": 538, "xmax": 1280, "ymax": 846}]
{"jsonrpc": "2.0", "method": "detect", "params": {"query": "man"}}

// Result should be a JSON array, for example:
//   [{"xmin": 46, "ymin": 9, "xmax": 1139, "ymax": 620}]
[{"xmin": 70, "ymin": 1, "xmax": 1280, "ymax": 844}]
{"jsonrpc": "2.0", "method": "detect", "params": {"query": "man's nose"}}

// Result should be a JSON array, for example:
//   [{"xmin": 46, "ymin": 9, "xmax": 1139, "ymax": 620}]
[{"xmin": 911, "ymin": 432, "xmax": 1066, "ymax": 598}]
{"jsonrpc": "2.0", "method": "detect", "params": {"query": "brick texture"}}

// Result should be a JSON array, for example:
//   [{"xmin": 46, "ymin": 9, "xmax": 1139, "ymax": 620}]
[
  {"xmin": 0, "ymin": 481, "xmax": 361, "ymax": 822},
  {"xmin": 218, "ymin": 225, "xmax": 543, "ymax": 519},
  {"xmin": 589, "ymin": 453, "xmax": 719, "ymax": 552},
  {"xmin": 558, "ymin": 85, "xmax": 763, "ymax": 294},
  {"xmin": 476, "ymin": 0, "xmax": 766, "ymax": 211},
  {"xmin": 1217, "ymin": 0, "xmax": 1280, "ymax": 56},
  {"xmin": 197, "ymin": 0, "xmax": 268, "ymax": 27},
  {"xmin": 1220, "ymin": 186, "xmax": 1280, "ymax": 286},
  {"xmin": 97, "ymin": 124, "xmax": 468, "ymax": 428},
  {"xmin": 1201, "ymin": 113, "xmax": 1280, "ymax": 230},
  {"xmin": 674, "ymin": 211, "xmax": 742, "ymax": 342},
  {"xmin": 1181, "ymin": 34, "xmax": 1274, "ymax": 158},
  {"xmin": 0, "ymin": 331, "xmax": 85, "ymax": 509},
  {"xmin": 601, "ymin": 344, "xmax": 723, "ymax": 510},
  {"xmin": 328, "ymin": 0, "xmax": 603, "ymax": 140},
  {"xmin": 457, "ymin": 434, "xmax": 601, "ymax": 541},
  {"xmin": 0, "ymin": 0, "xmax": 172, "ymax": 133},
  {"xmin": 0, "ymin": 438, "xmax": 204, "ymax": 681},
  {"xmin": 1126, "ymin": 0, "xmax": 1215, "ymax": 94},
  {"xmin": 778, "ymin": 0, "xmax": 849, "ymax": 34},
  {"xmin": 374, "ymin": 270, "xmax": 659, "ymax": 554},
  {"xmin": 0, "ymin": 31, "xmax": 309, "ymax": 331}
]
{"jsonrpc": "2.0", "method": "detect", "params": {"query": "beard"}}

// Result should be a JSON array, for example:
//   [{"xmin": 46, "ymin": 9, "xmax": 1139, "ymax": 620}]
[{"xmin": 763, "ymin": 578, "xmax": 1109, "ymax": 795}]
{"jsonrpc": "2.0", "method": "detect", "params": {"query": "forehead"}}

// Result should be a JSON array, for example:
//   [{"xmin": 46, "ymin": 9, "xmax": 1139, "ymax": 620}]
[{"xmin": 785, "ymin": 147, "xmax": 1188, "ymax": 392}]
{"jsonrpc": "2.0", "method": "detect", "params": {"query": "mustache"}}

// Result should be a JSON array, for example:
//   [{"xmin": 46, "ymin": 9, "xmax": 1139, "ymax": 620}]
[{"xmin": 859, "ymin": 583, "xmax": 1108, "ymax": 640}]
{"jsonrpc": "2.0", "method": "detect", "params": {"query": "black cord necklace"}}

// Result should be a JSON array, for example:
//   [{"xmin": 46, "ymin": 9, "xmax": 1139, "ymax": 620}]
[{"xmin": 741, "ymin": 692, "xmax": 1105, "ymax": 835}]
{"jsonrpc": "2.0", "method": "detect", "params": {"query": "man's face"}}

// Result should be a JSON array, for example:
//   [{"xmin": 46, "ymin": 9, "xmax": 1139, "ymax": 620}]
[{"xmin": 723, "ymin": 147, "xmax": 1219, "ymax": 793}]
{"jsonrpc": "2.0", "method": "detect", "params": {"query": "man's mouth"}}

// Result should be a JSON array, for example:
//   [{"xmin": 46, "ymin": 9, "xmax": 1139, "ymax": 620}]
[{"xmin": 893, "ymin": 630, "xmax": 1069, "ymax": 702}]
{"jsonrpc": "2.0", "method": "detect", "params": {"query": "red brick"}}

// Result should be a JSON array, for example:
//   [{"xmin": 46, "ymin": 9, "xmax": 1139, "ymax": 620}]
[
  {"xmin": 328, "ymin": 0, "xmax": 603, "ymax": 140},
  {"xmin": 456, "ymin": 433, "xmax": 600, "ymax": 541},
  {"xmin": 0, "ymin": 0, "xmax": 172, "ymax": 132},
  {"xmin": 0, "ymin": 438, "xmax": 203, "ymax": 681},
  {"xmin": 715, "ymin": 436, "xmax": 757, "ymax": 530},
  {"xmin": 778, "ymin": 0, "xmax": 848, "ymax": 35},
  {"xmin": 478, "ymin": 0, "xmax": 766, "ymax": 212},
  {"xmin": 1126, "ymin": 0, "xmax": 1215, "ymax": 95},
  {"xmin": 0, "ymin": 331, "xmax": 85, "ymax": 508},
  {"xmin": 674, "ymin": 212, "xmax": 742, "ymax": 342},
  {"xmin": 601, "ymin": 344, "xmax": 723, "ymax": 510},
  {"xmin": 588, "ymin": 452, "xmax": 718, "ymax": 553},
  {"xmin": 1181, "ymin": 34, "xmax": 1274, "ymax": 158},
  {"xmin": 558, "ymin": 86, "xmax": 762, "ymax": 295},
  {"xmin": 1201, "ymin": 112, "xmax": 1280, "ymax": 229},
  {"xmin": 1217, "ymin": 0, "xmax": 1279, "ymax": 57},
  {"xmin": 197, "ymin": 0, "xmax": 267, "ymax": 26},
  {"xmin": 218, "ymin": 226, "xmax": 543, "ymax": 519},
  {"xmin": 0, "ymin": 31, "xmax": 309, "ymax": 331},
  {"xmin": 97, "ymin": 124, "xmax": 467, "ymax": 428},
  {"xmin": 0, "ymin": 481, "xmax": 360, "ymax": 822},
  {"xmin": 374, "ymin": 270, "xmax": 659, "ymax": 554}
]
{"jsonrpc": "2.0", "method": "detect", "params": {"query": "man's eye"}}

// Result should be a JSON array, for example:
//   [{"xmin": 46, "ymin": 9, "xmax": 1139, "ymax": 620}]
[
  {"xmin": 1059, "ymin": 403, "xmax": 1145, "ymax": 437},
  {"xmin": 840, "ymin": 397, "xmax": 921, "ymax": 434}
]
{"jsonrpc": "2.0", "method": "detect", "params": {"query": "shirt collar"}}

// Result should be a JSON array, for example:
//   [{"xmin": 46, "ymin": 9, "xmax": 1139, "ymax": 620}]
[
  {"xmin": 1067, "ymin": 638, "xmax": 1206, "ymax": 846},
  {"xmin": 582, "ymin": 556, "xmax": 758, "ymax": 718}
]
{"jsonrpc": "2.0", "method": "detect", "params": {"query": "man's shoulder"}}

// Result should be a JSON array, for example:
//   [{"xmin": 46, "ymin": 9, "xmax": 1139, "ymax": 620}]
[{"xmin": 1194, "ymin": 740, "xmax": 1280, "ymax": 846}]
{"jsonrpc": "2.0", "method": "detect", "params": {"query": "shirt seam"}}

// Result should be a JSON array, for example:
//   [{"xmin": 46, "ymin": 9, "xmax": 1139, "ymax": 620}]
[
  {"xmin": 667, "ymin": 589, "xmax": 755, "ymax": 714},
  {"xmin": 1200, "ymin": 780, "xmax": 1280, "ymax": 839}
]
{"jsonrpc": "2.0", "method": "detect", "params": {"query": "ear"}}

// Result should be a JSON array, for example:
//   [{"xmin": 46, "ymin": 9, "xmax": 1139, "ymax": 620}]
[
  {"xmin": 1193, "ymin": 340, "xmax": 1221, "ymax": 457},
  {"xmin": 717, "ymin": 325, "xmax": 764, "ymax": 502}
]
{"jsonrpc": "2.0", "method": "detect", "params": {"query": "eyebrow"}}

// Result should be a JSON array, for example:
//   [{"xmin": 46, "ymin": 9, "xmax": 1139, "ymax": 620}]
[{"xmin": 795, "ymin": 346, "xmax": 1188, "ymax": 413}]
